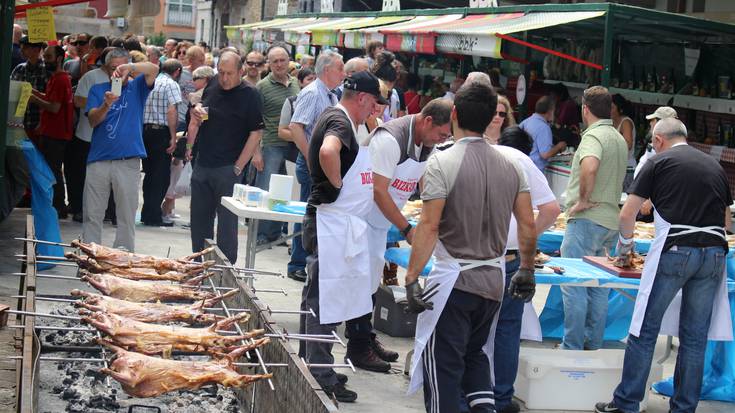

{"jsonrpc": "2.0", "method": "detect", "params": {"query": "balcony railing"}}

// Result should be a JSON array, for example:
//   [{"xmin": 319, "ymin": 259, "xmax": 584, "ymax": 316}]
[{"xmin": 166, "ymin": 5, "xmax": 194, "ymax": 27}]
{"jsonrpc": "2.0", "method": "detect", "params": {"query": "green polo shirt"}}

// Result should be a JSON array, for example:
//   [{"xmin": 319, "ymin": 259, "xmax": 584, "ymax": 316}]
[
  {"xmin": 564, "ymin": 119, "xmax": 628, "ymax": 230},
  {"xmin": 256, "ymin": 73, "xmax": 300, "ymax": 147}
]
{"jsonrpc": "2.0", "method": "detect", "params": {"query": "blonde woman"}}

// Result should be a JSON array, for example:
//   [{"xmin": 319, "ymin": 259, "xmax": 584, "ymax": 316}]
[{"xmin": 484, "ymin": 95, "xmax": 516, "ymax": 144}]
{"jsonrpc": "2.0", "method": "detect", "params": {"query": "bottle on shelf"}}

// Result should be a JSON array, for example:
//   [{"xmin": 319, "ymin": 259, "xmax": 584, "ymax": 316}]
[
  {"xmin": 703, "ymin": 120, "xmax": 710, "ymax": 144},
  {"xmin": 652, "ymin": 66, "xmax": 659, "ymax": 93},
  {"xmin": 669, "ymin": 68, "xmax": 676, "ymax": 94},
  {"xmin": 717, "ymin": 118, "xmax": 724, "ymax": 146},
  {"xmin": 639, "ymin": 66, "xmax": 647, "ymax": 91}
]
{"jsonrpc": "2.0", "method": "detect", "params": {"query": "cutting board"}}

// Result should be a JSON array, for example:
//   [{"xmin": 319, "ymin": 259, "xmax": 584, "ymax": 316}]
[{"xmin": 583, "ymin": 256, "xmax": 643, "ymax": 279}]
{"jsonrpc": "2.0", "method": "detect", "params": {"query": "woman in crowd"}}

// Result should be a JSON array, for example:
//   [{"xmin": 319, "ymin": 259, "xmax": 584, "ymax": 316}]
[
  {"xmin": 371, "ymin": 51, "xmax": 400, "ymax": 121},
  {"xmin": 365, "ymin": 40, "xmax": 385, "ymax": 67},
  {"xmin": 484, "ymin": 95, "xmax": 516, "ymax": 144},
  {"xmin": 277, "ymin": 68, "xmax": 316, "ymax": 146},
  {"xmin": 611, "ymin": 93, "xmax": 636, "ymax": 190},
  {"xmin": 498, "ymin": 125, "xmax": 534, "ymax": 155}
]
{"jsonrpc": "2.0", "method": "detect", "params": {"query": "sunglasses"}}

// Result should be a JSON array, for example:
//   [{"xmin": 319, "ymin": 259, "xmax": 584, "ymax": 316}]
[
  {"xmin": 496, "ymin": 111, "xmax": 508, "ymax": 118},
  {"xmin": 193, "ymin": 77, "xmax": 205, "ymax": 81},
  {"xmin": 246, "ymin": 61, "xmax": 265, "ymax": 67},
  {"xmin": 72, "ymin": 40, "xmax": 88, "ymax": 46}
]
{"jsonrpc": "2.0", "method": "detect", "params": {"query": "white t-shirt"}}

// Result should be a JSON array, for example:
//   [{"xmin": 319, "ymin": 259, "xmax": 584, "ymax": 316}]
[
  {"xmin": 495, "ymin": 145, "xmax": 557, "ymax": 250},
  {"xmin": 74, "ymin": 68, "xmax": 110, "ymax": 142},
  {"xmin": 368, "ymin": 129, "xmax": 423, "ymax": 179},
  {"xmin": 634, "ymin": 146, "xmax": 655, "ymax": 179}
]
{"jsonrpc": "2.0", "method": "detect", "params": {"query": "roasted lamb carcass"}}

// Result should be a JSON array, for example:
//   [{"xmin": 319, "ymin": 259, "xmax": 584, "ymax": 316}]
[
  {"xmin": 69, "ymin": 240, "xmax": 215, "ymax": 274},
  {"xmin": 66, "ymin": 254, "xmax": 207, "ymax": 283},
  {"xmin": 83, "ymin": 311, "xmax": 267, "ymax": 357},
  {"xmin": 80, "ymin": 272, "xmax": 217, "ymax": 303},
  {"xmin": 98, "ymin": 339, "xmax": 272, "ymax": 398},
  {"xmin": 71, "ymin": 289, "xmax": 236, "ymax": 325}
]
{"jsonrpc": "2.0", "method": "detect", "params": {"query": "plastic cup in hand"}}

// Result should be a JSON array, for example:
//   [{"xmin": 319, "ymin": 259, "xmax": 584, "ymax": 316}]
[{"xmin": 201, "ymin": 106, "xmax": 209, "ymax": 121}]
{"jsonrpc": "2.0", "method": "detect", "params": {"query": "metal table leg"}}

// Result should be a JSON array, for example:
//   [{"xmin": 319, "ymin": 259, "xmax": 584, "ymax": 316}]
[{"xmin": 244, "ymin": 219, "xmax": 259, "ymax": 287}]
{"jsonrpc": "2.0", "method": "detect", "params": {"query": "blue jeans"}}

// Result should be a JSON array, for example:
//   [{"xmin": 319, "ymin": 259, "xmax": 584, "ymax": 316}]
[
  {"xmin": 613, "ymin": 246, "xmax": 725, "ymax": 413},
  {"xmin": 560, "ymin": 218, "xmax": 617, "ymax": 350},
  {"xmin": 255, "ymin": 145, "xmax": 289, "ymax": 241},
  {"xmin": 288, "ymin": 154, "xmax": 311, "ymax": 273},
  {"xmin": 493, "ymin": 257, "xmax": 523, "ymax": 410}
]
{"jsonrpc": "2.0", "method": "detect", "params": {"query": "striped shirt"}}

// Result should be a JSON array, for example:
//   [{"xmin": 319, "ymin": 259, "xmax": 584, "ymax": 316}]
[
  {"xmin": 290, "ymin": 77, "xmax": 337, "ymax": 142},
  {"xmin": 144, "ymin": 73, "xmax": 182, "ymax": 126}
]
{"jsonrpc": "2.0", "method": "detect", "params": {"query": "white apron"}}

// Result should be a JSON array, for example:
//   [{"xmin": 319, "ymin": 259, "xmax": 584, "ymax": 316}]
[
  {"xmin": 316, "ymin": 145, "xmax": 375, "ymax": 325},
  {"xmin": 408, "ymin": 241, "xmax": 506, "ymax": 394},
  {"xmin": 629, "ymin": 209, "xmax": 733, "ymax": 341},
  {"xmin": 521, "ymin": 303, "xmax": 543, "ymax": 341},
  {"xmin": 367, "ymin": 124, "xmax": 427, "ymax": 293}
]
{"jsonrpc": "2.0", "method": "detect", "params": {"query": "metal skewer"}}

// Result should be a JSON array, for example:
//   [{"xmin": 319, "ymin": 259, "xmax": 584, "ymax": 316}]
[
  {"xmin": 17, "ymin": 259, "xmax": 79, "ymax": 268},
  {"xmin": 6, "ymin": 273, "xmax": 81, "ymax": 281},
  {"xmin": 15, "ymin": 238, "xmax": 72, "ymax": 247},
  {"xmin": 7, "ymin": 310, "xmax": 81, "ymax": 321}
]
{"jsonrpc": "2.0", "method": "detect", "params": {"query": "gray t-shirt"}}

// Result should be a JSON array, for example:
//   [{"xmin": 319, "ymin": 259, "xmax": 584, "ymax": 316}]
[
  {"xmin": 422, "ymin": 137, "xmax": 529, "ymax": 301},
  {"xmin": 74, "ymin": 68, "xmax": 109, "ymax": 142}
]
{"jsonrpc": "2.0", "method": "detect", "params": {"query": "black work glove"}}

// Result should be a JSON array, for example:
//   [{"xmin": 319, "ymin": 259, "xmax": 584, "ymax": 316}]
[
  {"xmin": 406, "ymin": 280, "xmax": 433, "ymax": 314},
  {"xmin": 508, "ymin": 268, "xmax": 536, "ymax": 302}
]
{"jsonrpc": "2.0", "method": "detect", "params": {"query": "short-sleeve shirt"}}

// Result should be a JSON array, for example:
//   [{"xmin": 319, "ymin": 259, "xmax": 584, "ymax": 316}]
[
  {"xmin": 520, "ymin": 113, "xmax": 554, "ymax": 171},
  {"xmin": 196, "ymin": 77, "xmax": 264, "ymax": 168},
  {"xmin": 40, "ymin": 71, "xmax": 74, "ymax": 141},
  {"xmin": 307, "ymin": 106, "xmax": 360, "ymax": 207},
  {"xmin": 422, "ymin": 138, "xmax": 529, "ymax": 301},
  {"xmin": 256, "ymin": 73, "xmax": 300, "ymax": 147},
  {"xmin": 278, "ymin": 96, "xmax": 295, "ymax": 127},
  {"xmin": 144, "ymin": 73, "xmax": 183, "ymax": 126},
  {"xmin": 11, "ymin": 60, "xmax": 49, "ymax": 131},
  {"xmin": 86, "ymin": 74, "xmax": 153, "ymax": 163},
  {"xmin": 75, "ymin": 68, "xmax": 110, "ymax": 142},
  {"xmin": 630, "ymin": 143, "xmax": 732, "ymax": 252},
  {"xmin": 564, "ymin": 119, "xmax": 628, "ymax": 230},
  {"xmin": 495, "ymin": 144, "xmax": 557, "ymax": 250},
  {"xmin": 177, "ymin": 68, "xmax": 195, "ymax": 123},
  {"xmin": 290, "ymin": 78, "xmax": 337, "ymax": 142}
]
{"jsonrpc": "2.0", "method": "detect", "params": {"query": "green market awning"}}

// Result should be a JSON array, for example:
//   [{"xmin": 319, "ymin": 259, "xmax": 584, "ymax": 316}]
[
  {"xmin": 279, "ymin": 17, "xmax": 363, "ymax": 45},
  {"xmin": 434, "ymin": 11, "xmax": 606, "ymax": 58},
  {"xmin": 367, "ymin": 14, "xmax": 465, "ymax": 54},
  {"xmin": 310, "ymin": 15, "xmax": 415, "ymax": 47}
]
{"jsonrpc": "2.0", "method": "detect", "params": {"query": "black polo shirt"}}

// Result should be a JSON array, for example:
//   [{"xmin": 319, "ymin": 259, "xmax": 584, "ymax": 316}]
[
  {"xmin": 307, "ymin": 106, "xmax": 360, "ymax": 209},
  {"xmin": 629, "ymin": 144, "xmax": 732, "ymax": 251}
]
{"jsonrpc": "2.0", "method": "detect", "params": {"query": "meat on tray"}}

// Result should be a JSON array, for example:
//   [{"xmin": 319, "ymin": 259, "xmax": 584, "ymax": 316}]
[
  {"xmin": 82, "ymin": 311, "xmax": 267, "ymax": 357},
  {"xmin": 98, "ymin": 339, "xmax": 272, "ymax": 398},
  {"xmin": 71, "ymin": 289, "xmax": 236, "ymax": 325},
  {"xmin": 68, "ymin": 240, "xmax": 215, "ymax": 274},
  {"xmin": 81, "ymin": 271, "xmax": 217, "ymax": 302}
]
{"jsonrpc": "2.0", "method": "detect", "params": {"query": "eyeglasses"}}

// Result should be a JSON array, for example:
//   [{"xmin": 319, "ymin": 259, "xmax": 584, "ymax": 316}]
[
  {"xmin": 71, "ymin": 40, "xmax": 88, "ymax": 46},
  {"xmin": 496, "ymin": 111, "xmax": 508, "ymax": 118},
  {"xmin": 246, "ymin": 61, "xmax": 265, "ymax": 67}
]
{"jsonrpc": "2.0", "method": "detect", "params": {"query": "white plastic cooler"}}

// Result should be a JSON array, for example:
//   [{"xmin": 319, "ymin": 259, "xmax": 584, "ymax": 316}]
[{"xmin": 514, "ymin": 347, "xmax": 663, "ymax": 411}]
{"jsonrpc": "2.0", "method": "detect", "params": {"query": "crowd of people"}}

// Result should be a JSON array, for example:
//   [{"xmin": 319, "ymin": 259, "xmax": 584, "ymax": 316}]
[{"xmin": 9, "ymin": 25, "xmax": 731, "ymax": 413}]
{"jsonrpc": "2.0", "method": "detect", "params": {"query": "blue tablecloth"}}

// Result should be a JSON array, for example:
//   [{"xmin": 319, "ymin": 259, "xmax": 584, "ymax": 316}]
[{"xmin": 537, "ymin": 230, "xmax": 654, "ymax": 254}]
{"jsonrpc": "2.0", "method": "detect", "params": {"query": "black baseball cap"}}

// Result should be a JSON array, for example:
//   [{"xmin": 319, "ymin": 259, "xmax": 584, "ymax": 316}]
[
  {"xmin": 20, "ymin": 36, "xmax": 45, "ymax": 48},
  {"xmin": 343, "ymin": 71, "xmax": 389, "ymax": 105}
]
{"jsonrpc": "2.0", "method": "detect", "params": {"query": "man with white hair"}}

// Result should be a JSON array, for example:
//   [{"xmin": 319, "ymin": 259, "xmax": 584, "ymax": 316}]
[
  {"xmin": 597, "ymin": 117, "xmax": 733, "ymax": 413},
  {"xmin": 11, "ymin": 24, "xmax": 23, "ymax": 70},
  {"xmin": 286, "ymin": 50, "xmax": 345, "ymax": 282},
  {"xmin": 635, "ymin": 106, "xmax": 678, "ymax": 220}
]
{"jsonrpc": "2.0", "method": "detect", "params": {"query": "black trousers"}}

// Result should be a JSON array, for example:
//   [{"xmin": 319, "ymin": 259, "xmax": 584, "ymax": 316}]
[
  {"xmin": 141, "ymin": 127, "xmax": 171, "ymax": 225},
  {"xmin": 345, "ymin": 294, "xmax": 376, "ymax": 351},
  {"xmin": 423, "ymin": 289, "xmax": 501, "ymax": 413},
  {"xmin": 64, "ymin": 136, "xmax": 90, "ymax": 214},
  {"xmin": 190, "ymin": 164, "xmax": 239, "ymax": 264},
  {"xmin": 38, "ymin": 136, "xmax": 68, "ymax": 214}
]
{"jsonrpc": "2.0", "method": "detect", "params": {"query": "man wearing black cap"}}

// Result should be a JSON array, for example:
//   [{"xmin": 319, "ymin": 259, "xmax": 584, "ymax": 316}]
[
  {"xmin": 299, "ymin": 71, "xmax": 387, "ymax": 403},
  {"xmin": 11, "ymin": 36, "xmax": 49, "ymax": 141}
]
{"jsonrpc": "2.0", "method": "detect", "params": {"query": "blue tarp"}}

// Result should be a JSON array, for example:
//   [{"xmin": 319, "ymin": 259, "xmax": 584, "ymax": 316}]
[
  {"xmin": 21, "ymin": 140, "xmax": 63, "ymax": 270},
  {"xmin": 272, "ymin": 202, "xmax": 307, "ymax": 215}
]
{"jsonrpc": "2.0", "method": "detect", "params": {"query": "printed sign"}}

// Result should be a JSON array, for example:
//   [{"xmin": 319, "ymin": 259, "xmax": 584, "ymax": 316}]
[
  {"xmin": 436, "ymin": 34, "xmax": 502, "ymax": 58},
  {"xmin": 516, "ymin": 74, "xmax": 527, "ymax": 105},
  {"xmin": 27, "ymin": 6, "xmax": 56, "ymax": 43},
  {"xmin": 15, "ymin": 82, "xmax": 32, "ymax": 118}
]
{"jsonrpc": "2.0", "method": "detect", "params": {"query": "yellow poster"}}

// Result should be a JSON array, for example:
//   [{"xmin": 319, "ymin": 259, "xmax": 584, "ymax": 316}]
[
  {"xmin": 26, "ymin": 6, "xmax": 56, "ymax": 43},
  {"xmin": 15, "ymin": 82, "xmax": 32, "ymax": 118}
]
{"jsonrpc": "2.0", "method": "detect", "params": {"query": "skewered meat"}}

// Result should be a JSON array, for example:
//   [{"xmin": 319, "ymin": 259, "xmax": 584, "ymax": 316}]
[
  {"xmin": 610, "ymin": 251, "xmax": 645, "ymax": 271},
  {"xmin": 66, "ymin": 254, "xmax": 206, "ymax": 283},
  {"xmin": 535, "ymin": 251, "xmax": 551, "ymax": 265},
  {"xmin": 83, "ymin": 311, "xmax": 267, "ymax": 357},
  {"xmin": 69, "ymin": 240, "xmax": 215, "ymax": 274},
  {"xmin": 81, "ymin": 271, "xmax": 217, "ymax": 302},
  {"xmin": 98, "ymin": 339, "xmax": 272, "ymax": 398},
  {"xmin": 71, "ymin": 289, "xmax": 235, "ymax": 325}
]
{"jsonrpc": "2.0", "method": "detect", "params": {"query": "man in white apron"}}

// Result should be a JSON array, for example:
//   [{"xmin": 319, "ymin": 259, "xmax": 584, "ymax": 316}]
[
  {"xmin": 492, "ymin": 131, "xmax": 561, "ymax": 413},
  {"xmin": 404, "ymin": 82, "xmax": 538, "ymax": 413},
  {"xmin": 596, "ymin": 118, "xmax": 733, "ymax": 413},
  {"xmin": 348, "ymin": 98, "xmax": 452, "ymax": 373},
  {"xmin": 298, "ymin": 71, "xmax": 387, "ymax": 403}
]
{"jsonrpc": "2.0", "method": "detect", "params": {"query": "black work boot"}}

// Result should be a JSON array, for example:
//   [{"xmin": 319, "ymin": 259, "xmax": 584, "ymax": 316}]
[
  {"xmin": 323, "ymin": 382, "xmax": 357, "ymax": 403},
  {"xmin": 345, "ymin": 345, "xmax": 391, "ymax": 373},
  {"xmin": 370, "ymin": 334, "xmax": 399, "ymax": 362}
]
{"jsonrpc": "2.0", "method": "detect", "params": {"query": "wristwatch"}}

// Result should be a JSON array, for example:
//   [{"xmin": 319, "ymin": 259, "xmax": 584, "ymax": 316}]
[{"xmin": 401, "ymin": 223, "xmax": 413, "ymax": 237}]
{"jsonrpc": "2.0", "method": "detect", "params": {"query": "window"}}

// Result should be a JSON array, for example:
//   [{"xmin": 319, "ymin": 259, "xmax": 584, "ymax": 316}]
[
  {"xmin": 692, "ymin": 0, "xmax": 706, "ymax": 12},
  {"xmin": 166, "ymin": 0, "xmax": 194, "ymax": 26}
]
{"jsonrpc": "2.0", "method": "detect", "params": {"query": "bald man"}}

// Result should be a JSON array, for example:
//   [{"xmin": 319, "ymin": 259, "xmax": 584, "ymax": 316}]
[{"xmin": 188, "ymin": 52, "xmax": 264, "ymax": 263}]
